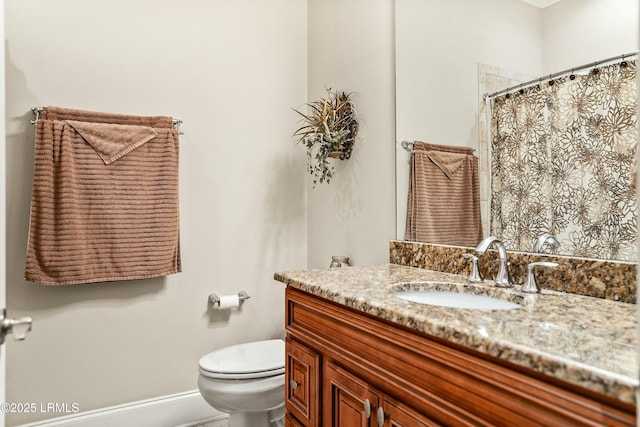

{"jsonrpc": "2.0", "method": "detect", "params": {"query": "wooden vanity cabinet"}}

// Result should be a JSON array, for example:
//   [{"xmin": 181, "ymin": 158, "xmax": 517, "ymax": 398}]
[
  {"xmin": 323, "ymin": 361, "xmax": 437, "ymax": 426},
  {"xmin": 284, "ymin": 287, "xmax": 636, "ymax": 427},
  {"xmin": 286, "ymin": 337, "xmax": 320, "ymax": 425}
]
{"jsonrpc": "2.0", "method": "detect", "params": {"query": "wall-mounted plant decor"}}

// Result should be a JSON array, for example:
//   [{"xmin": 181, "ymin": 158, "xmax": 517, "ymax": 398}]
[{"xmin": 293, "ymin": 88, "xmax": 358, "ymax": 186}]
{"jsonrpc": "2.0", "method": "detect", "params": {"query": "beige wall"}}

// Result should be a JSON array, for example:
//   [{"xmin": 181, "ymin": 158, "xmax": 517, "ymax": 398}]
[
  {"xmin": 5, "ymin": 1, "xmax": 307, "ymax": 425},
  {"xmin": 306, "ymin": 0, "xmax": 396, "ymax": 268}
]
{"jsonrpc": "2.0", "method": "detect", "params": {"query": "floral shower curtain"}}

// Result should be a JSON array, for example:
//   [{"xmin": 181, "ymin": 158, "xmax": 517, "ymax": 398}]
[{"xmin": 490, "ymin": 60, "xmax": 637, "ymax": 261}]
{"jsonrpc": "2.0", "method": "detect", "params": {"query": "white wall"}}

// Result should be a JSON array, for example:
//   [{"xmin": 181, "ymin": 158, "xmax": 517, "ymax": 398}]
[
  {"xmin": 542, "ymin": 0, "xmax": 639, "ymax": 74},
  {"xmin": 395, "ymin": 0, "xmax": 543, "ymax": 238},
  {"xmin": 5, "ymin": 1, "xmax": 307, "ymax": 425},
  {"xmin": 306, "ymin": 0, "xmax": 396, "ymax": 268},
  {"xmin": 395, "ymin": 0, "xmax": 542, "ymax": 151}
]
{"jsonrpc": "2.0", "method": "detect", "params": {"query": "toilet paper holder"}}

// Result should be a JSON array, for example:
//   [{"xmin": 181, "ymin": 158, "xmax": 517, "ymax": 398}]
[{"xmin": 208, "ymin": 291, "xmax": 251, "ymax": 308}]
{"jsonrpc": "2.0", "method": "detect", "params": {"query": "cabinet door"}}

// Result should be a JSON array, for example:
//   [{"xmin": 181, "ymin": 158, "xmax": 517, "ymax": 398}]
[
  {"xmin": 380, "ymin": 395, "xmax": 441, "ymax": 427},
  {"xmin": 324, "ymin": 362, "xmax": 379, "ymax": 427},
  {"xmin": 286, "ymin": 338, "xmax": 320, "ymax": 426},
  {"xmin": 285, "ymin": 414, "xmax": 305, "ymax": 427}
]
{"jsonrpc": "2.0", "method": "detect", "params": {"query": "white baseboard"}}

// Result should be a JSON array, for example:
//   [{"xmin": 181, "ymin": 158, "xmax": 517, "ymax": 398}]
[{"xmin": 17, "ymin": 390, "xmax": 227, "ymax": 427}]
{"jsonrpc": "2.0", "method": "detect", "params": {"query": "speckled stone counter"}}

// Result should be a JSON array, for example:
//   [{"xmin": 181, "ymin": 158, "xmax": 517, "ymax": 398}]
[{"xmin": 274, "ymin": 264, "xmax": 638, "ymax": 405}]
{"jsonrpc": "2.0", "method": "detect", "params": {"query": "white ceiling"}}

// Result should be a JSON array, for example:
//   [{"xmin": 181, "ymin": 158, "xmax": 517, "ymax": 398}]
[{"xmin": 518, "ymin": 0, "xmax": 563, "ymax": 8}]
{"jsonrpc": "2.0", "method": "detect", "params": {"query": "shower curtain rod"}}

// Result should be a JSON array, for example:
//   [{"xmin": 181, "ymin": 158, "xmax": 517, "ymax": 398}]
[{"xmin": 484, "ymin": 50, "xmax": 639, "ymax": 100}]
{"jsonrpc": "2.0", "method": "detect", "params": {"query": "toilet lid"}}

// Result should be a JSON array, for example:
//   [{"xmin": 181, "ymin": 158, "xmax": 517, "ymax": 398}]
[{"xmin": 199, "ymin": 339, "xmax": 285, "ymax": 379}]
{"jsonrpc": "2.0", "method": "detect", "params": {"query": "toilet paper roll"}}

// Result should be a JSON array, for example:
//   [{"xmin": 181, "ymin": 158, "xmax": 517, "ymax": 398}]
[{"xmin": 218, "ymin": 295, "xmax": 240, "ymax": 309}]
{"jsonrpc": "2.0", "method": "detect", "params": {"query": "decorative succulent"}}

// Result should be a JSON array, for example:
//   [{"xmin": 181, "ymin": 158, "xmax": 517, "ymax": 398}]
[{"xmin": 293, "ymin": 88, "xmax": 358, "ymax": 186}]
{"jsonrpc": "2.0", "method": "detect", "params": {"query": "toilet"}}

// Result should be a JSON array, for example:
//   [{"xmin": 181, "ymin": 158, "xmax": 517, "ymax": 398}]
[{"xmin": 197, "ymin": 339, "xmax": 285, "ymax": 427}]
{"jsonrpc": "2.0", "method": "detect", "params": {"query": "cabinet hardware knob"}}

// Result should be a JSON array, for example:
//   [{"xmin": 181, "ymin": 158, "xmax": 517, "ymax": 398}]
[
  {"xmin": 377, "ymin": 407, "xmax": 385, "ymax": 427},
  {"xmin": 289, "ymin": 380, "xmax": 299, "ymax": 389},
  {"xmin": 364, "ymin": 399, "xmax": 371, "ymax": 418}
]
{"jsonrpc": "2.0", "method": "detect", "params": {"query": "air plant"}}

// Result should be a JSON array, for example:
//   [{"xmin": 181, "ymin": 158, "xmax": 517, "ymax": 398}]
[{"xmin": 293, "ymin": 88, "xmax": 359, "ymax": 186}]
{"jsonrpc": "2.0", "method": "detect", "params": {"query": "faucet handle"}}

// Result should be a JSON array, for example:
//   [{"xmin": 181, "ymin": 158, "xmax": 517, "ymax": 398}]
[
  {"xmin": 462, "ymin": 253, "xmax": 483, "ymax": 283},
  {"xmin": 521, "ymin": 261, "xmax": 558, "ymax": 293}
]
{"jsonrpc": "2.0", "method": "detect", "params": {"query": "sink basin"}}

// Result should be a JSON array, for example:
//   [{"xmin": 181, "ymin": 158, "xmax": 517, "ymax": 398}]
[{"xmin": 395, "ymin": 290, "xmax": 521, "ymax": 310}]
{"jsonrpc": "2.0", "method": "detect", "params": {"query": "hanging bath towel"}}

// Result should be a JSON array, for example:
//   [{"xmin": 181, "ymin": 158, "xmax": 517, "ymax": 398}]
[
  {"xmin": 405, "ymin": 141, "xmax": 482, "ymax": 246},
  {"xmin": 25, "ymin": 106, "xmax": 181, "ymax": 285}
]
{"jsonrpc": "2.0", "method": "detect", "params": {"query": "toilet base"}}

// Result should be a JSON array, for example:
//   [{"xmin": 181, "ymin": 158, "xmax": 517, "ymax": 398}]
[{"xmin": 227, "ymin": 406, "xmax": 284, "ymax": 427}]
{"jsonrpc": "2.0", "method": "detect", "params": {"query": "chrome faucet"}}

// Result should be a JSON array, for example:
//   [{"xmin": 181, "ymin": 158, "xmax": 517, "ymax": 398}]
[
  {"xmin": 475, "ymin": 236, "xmax": 513, "ymax": 288},
  {"xmin": 521, "ymin": 261, "xmax": 559, "ymax": 293},
  {"xmin": 462, "ymin": 253, "xmax": 483, "ymax": 283},
  {"xmin": 532, "ymin": 233, "xmax": 560, "ymax": 253}
]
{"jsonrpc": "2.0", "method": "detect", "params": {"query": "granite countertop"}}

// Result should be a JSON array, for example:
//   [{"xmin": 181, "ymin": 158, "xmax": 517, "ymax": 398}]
[{"xmin": 274, "ymin": 264, "xmax": 639, "ymax": 405}]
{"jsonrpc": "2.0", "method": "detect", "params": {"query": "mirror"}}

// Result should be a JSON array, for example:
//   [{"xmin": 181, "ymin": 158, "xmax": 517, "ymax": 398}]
[{"xmin": 395, "ymin": 0, "xmax": 639, "ymax": 261}]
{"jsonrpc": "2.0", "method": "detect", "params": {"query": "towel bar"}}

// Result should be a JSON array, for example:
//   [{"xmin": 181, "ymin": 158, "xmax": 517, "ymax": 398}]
[
  {"xmin": 30, "ymin": 107, "xmax": 42, "ymax": 124},
  {"xmin": 30, "ymin": 106, "xmax": 183, "ymax": 133},
  {"xmin": 172, "ymin": 119, "xmax": 183, "ymax": 134},
  {"xmin": 400, "ymin": 140, "xmax": 476, "ymax": 154},
  {"xmin": 400, "ymin": 140, "xmax": 414, "ymax": 152}
]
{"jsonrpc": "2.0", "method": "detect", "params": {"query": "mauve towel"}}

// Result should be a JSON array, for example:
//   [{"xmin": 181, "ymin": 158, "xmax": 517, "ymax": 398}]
[
  {"xmin": 25, "ymin": 106, "xmax": 181, "ymax": 285},
  {"xmin": 405, "ymin": 141, "xmax": 483, "ymax": 246}
]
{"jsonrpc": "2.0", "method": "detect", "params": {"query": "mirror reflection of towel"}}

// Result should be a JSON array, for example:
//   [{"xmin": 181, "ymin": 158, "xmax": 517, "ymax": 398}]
[
  {"xmin": 427, "ymin": 151, "xmax": 468, "ymax": 179},
  {"xmin": 405, "ymin": 141, "xmax": 483, "ymax": 246}
]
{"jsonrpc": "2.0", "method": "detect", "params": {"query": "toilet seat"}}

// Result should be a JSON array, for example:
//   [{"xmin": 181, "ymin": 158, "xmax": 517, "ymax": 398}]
[{"xmin": 199, "ymin": 339, "xmax": 285, "ymax": 380}]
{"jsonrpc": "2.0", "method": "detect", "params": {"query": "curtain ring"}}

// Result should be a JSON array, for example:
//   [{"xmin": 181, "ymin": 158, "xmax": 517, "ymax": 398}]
[
  {"xmin": 569, "ymin": 68, "xmax": 576, "ymax": 80},
  {"xmin": 591, "ymin": 61, "xmax": 599, "ymax": 75},
  {"xmin": 519, "ymin": 83, "xmax": 524, "ymax": 95},
  {"xmin": 548, "ymin": 74, "xmax": 554, "ymax": 86},
  {"xmin": 621, "ymin": 54, "xmax": 627, "ymax": 68}
]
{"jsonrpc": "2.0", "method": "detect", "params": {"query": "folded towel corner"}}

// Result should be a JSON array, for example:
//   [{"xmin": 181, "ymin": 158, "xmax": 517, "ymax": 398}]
[{"xmin": 65, "ymin": 120, "xmax": 158, "ymax": 165}]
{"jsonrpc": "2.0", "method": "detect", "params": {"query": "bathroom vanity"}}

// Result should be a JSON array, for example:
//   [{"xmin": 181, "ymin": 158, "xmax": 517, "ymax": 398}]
[{"xmin": 275, "ymin": 264, "xmax": 637, "ymax": 426}]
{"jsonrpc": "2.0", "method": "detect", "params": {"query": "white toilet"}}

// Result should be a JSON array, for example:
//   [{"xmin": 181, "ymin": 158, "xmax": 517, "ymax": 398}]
[{"xmin": 197, "ymin": 339, "xmax": 285, "ymax": 427}]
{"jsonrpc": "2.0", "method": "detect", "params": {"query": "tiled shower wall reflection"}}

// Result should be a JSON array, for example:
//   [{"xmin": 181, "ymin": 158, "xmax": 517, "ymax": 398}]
[{"xmin": 477, "ymin": 64, "xmax": 532, "ymax": 238}]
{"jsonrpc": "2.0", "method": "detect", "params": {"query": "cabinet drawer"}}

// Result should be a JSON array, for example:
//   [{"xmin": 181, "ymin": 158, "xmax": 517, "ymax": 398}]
[{"xmin": 286, "ymin": 337, "xmax": 320, "ymax": 426}]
